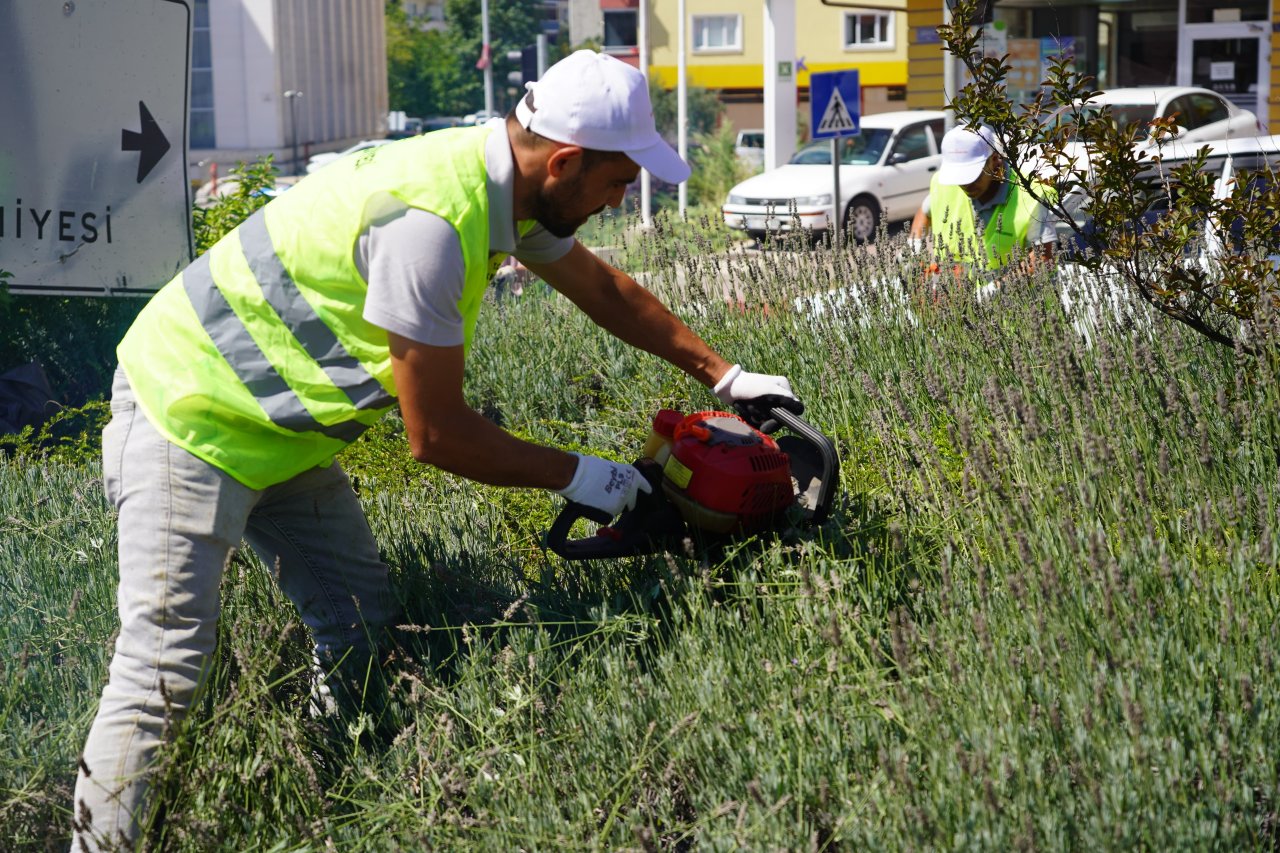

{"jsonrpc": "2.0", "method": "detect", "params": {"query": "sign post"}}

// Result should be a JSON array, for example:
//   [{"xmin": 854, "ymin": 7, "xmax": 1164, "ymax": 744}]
[
  {"xmin": 0, "ymin": 0, "xmax": 193, "ymax": 296},
  {"xmin": 809, "ymin": 69, "xmax": 861, "ymax": 246}
]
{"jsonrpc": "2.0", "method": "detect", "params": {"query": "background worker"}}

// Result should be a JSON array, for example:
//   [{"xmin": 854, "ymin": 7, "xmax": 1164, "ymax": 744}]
[
  {"xmin": 72, "ymin": 50, "xmax": 799, "ymax": 851},
  {"xmin": 909, "ymin": 123, "xmax": 1058, "ymax": 287}
]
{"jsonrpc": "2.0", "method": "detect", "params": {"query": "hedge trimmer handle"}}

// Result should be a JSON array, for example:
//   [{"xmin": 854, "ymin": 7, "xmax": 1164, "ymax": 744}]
[
  {"xmin": 735, "ymin": 400, "xmax": 840, "ymax": 527},
  {"xmin": 544, "ymin": 501, "xmax": 614, "ymax": 559},
  {"xmin": 732, "ymin": 395, "xmax": 805, "ymax": 434}
]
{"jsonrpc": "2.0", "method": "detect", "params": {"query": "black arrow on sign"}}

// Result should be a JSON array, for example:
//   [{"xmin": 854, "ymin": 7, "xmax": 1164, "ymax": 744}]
[{"xmin": 121, "ymin": 101, "xmax": 171, "ymax": 184}]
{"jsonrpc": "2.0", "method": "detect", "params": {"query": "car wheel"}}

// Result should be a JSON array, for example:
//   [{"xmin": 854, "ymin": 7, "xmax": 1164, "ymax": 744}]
[{"xmin": 844, "ymin": 196, "xmax": 880, "ymax": 244}]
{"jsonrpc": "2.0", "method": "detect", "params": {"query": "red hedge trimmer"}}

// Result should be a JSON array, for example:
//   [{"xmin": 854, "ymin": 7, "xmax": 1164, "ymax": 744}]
[{"xmin": 545, "ymin": 399, "xmax": 839, "ymax": 560}]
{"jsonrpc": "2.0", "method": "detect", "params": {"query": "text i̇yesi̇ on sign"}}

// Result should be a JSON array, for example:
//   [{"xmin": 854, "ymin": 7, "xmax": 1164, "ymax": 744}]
[{"xmin": 0, "ymin": 0, "xmax": 193, "ymax": 296}]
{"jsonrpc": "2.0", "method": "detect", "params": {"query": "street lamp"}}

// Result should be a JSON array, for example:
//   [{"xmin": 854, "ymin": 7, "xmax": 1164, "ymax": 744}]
[{"xmin": 283, "ymin": 89, "xmax": 304, "ymax": 176}]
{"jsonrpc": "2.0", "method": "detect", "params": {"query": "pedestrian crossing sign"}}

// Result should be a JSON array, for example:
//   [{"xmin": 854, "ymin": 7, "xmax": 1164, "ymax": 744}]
[{"xmin": 810, "ymin": 69, "xmax": 861, "ymax": 139}]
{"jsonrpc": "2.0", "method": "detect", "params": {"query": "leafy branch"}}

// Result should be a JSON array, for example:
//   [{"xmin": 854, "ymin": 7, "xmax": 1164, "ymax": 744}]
[{"xmin": 939, "ymin": 0, "xmax": 1280, "ymax": 352}]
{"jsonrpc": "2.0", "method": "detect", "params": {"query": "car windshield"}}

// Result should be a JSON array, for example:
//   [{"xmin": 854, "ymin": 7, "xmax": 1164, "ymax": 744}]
[
  {"xmin": 1043, "ymin": 103, "xmax": 1158, "ymax": 135},
  {"xmin": 789, "ymin": 129, "xmax": 892, "ymax": 165}
]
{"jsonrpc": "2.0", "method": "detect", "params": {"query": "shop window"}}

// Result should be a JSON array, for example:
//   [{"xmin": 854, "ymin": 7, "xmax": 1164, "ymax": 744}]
[
  {"xmin": 1184, "ymin": 0, "xmax": 1267, "ymax": 23},
  {"xmin": 843, "ymin": 11, "xmax": 894, "ymax": 50},
  {"xmin": 693, "ymin": 14, "xmax": 742, "ymax": 53},
  {"xmin": 603, "ymin": 9, "xmax": 638, "ymax": 52}
]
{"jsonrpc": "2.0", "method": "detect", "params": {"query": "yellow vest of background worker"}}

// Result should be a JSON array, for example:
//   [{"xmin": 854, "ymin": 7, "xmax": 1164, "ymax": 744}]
[
  {"xmin": 929, "ymin": 172, "xmax": 1057, "ymax": 271},
  {"xmin": 118, "ymin": 127, "xmax": 526, "ymax": 490}
]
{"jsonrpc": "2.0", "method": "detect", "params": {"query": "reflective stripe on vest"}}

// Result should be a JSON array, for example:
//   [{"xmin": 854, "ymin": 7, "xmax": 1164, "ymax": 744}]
[
  {"xmin": 237, "ymin": 215, "xmax": 394, "ymax": 413},
  {"xmin": 180, "ymin": 244, "xmax": 368, "ymax": 444},
  {"xmin": 118, "ymin": 127, "xmax": 501, "ymax": 489}
]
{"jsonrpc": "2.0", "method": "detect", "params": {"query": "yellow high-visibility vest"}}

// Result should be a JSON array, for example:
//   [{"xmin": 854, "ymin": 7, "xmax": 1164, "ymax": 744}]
[
  {"xmin": 930, "ymin": 172, "xmax": 1056, "ymax": 271},
  {"xmin": 118, "ymin": 126, "xmax": 523, "ymax": 489}
]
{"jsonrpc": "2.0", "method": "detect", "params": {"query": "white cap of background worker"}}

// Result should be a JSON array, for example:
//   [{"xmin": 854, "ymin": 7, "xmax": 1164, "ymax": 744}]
[
  {"xmin": 515, "ymin": 49, "xmax": 691, "ymax": 184},
  {"xmin": 936, "ymin": 124, "xmax": 1000, "ymax": 186}
]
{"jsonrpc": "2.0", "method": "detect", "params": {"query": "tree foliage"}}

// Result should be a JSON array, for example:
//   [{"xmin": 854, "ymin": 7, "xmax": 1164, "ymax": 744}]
[
  {"xmin": 386, "ymin": 0, "xmax": 550, "ymax": 119},
  {"xmin": 939, "ymin": 0, "xmax": 1280, "ymax": 352},
  {"xmin": 386, "ymin": 3, "xmax": 466, "ymax": 118},
  {"xmin": 648, "ymin": 79, "xmax": 723, "ymax": 141},
  {"xmin": 688, "ymin": 121, "xmax": 753, "ymax": 209}
]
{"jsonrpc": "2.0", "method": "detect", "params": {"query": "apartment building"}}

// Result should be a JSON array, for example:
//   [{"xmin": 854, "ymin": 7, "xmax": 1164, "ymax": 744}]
[{"xmin": 571, "ymin": 1, "xmax": 910, "ymax": 132}]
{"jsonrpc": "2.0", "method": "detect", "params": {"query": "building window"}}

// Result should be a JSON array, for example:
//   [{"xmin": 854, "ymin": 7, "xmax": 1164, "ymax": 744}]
[
  {"xmin": 1185, "ymin": 0, "xmax": 1267, "ymax": 22},
  {"xmin": 191, "ymin": 0, "xmax": 215, "ymax": 148},
  {"xmin": 603, "ymin": 9, "xmax": 638, "ymax": 52},
  {"xmin": 843, "ymin": 11, "xmax": 894, "ymax": 50},
  {"xmin": 693, "ymin": 14, "xmax": 742, "ymax": 53}
]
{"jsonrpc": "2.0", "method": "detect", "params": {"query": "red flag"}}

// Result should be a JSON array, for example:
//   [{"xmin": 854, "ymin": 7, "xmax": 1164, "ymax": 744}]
[{"xmin": 476, "ymin": 43, "xmax": 491, "ymax": 70}]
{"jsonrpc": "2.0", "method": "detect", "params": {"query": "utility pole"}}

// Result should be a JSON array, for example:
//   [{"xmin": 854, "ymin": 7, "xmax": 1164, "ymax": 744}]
[
  {"xmin": 677, "ymin": 0, "xmax": 687, "ymax": 218},
  {"xmin": 763, "ymin": 0, "xmax": 796, "ymax": 170},
  {"xmin": 480, "ymin": 0, "xmax": 494, "ymax": 117},
  {"xmin": 284, "ymin": 89, "xmax": 303, "ymax": 176},
  {"xmin": 639, "ymin": 0, "xmax": 651, "ymax": 227}
]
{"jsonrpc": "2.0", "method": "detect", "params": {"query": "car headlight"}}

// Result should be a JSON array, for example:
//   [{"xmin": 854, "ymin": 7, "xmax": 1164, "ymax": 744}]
[
  {"xmin": 794, "ymin": 194, "xmax": 833, "ymax": 206},
  {"xmin": 727, "ymin": 194, "xmax": 747, "ymax": 205}
]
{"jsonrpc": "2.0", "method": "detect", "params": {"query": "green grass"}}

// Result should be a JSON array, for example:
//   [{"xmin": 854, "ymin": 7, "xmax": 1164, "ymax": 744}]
[{"xmin": 3, "ymin": 220, "xmax": 1279, "ymax": 850}]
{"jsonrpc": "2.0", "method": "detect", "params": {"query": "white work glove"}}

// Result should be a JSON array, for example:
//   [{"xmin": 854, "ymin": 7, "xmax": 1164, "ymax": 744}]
[
  {"xmin": 713, "ymin": 364, "xmax": 797, "ymax": 406},
  {"xmin": 556, "ymin": 453, "xmax": 652, "ymax": 517}
]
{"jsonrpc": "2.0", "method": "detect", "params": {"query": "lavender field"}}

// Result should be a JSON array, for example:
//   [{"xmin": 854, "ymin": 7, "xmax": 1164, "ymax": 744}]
[{"xmin": 3, "ymin": 219, "xmax": 1278, "ymax": 850}]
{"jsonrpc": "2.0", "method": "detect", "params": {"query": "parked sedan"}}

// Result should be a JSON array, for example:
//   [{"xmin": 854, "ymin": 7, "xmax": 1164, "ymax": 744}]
[
  {"xmin": 305, "ymin": 138, "xmax": 393, "ymax": 174},
  {"xmin": 1045, "ymin": 86, "xmax": 1264, "ymax": 148},
  {"xmin": 722, "ymin": 110, "xmax": 946, "ymax": 243}
]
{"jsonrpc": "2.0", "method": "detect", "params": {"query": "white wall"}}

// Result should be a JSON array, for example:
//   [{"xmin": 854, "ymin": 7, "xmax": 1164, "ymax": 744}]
[
  {"xmin": 568, "ymin": 0, "xmax": 603, "ymax": 46},
  {"xmin": 193, "ymin": 0, "xmax": 386, "ymax": 180}
]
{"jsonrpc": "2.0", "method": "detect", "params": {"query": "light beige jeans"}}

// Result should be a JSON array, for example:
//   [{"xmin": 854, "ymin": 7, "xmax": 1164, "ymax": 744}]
[{"xmin": 71, "ymin": 370, "xmax": 397, "ymax": 851}]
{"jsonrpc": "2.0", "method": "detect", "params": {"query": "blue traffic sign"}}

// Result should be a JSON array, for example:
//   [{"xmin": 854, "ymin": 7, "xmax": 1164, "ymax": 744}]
[{"xmin": 810, "ymin": 70, "xmax": 861, "ymax": 139}]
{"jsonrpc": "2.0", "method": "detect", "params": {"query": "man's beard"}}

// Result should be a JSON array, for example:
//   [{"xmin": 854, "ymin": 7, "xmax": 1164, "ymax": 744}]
[{"xmin": 531, "ymin": 173, "xmax": 603, "ymax": 239}]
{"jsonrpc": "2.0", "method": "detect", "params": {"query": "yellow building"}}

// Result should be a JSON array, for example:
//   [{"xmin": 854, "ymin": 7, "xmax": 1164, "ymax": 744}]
[{"xmin": 640, "ymin": 2, "xmax": 911, "ymax": 131}]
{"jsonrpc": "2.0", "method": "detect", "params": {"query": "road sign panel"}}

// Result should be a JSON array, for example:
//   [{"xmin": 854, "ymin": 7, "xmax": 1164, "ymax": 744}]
[
  {"xmin": 810, "ymin": 70, "xmax": 861, "ymax": 140},
  {"xmin": 0, "ymin": 0, "xmax": 193, "ymax": 296}
]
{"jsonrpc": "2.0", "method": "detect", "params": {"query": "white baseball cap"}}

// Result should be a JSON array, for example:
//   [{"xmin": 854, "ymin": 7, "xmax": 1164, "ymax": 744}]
[
  {"xmin": 515, "ymin": 50, "xmax": 690, "ymax": 184},
  {"xmin": 937, "ymin": 124, "xmax": 999, "ymax": 186}
]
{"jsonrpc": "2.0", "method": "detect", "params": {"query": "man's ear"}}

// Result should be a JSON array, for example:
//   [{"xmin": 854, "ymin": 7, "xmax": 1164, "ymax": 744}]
[{"xmin": 546, "ymin": 145, "xmax": 586, "ymax": 179}]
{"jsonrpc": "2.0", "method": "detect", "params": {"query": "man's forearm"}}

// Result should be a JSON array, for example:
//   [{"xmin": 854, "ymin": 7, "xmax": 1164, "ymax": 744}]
[
  {"xmin": 526, "ymin": 243, "xmax": 732, "ymax": 388},
  {"xmin": 389, "ymin": 333, "xmax": 578, "ymax": 489},
  {"xmin": 407, "ymin": 403, "xmax": 577, "ymax": 489},
  {"xmin": 573, "ymin": 264, "xmax": 731, "ymax": 388}
]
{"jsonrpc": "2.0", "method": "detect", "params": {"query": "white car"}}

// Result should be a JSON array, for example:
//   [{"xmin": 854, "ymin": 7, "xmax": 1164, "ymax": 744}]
[
  {"xmin": 461, "ymin": 110, "xmax": 502, "ymax": 126},
  {"xmin": 1051, "ymin": 86, "xmax": 1262, "ymax": 143},
  {"xmin": 305, "ymin": 138, "xmax": 393, "ymax": 174},
  {"xmin": 1043, "ymin": 87, "xmax": 1264, "ymax": 174},
  {"xmin": 722, "ymin": 110, "xmax": 946, "ymax": 243}
]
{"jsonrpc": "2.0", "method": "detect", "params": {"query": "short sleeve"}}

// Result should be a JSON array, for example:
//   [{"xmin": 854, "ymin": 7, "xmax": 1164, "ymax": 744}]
[
  {"xmin": 513, "ymin": 221, "xmax": 574, "ymax": 265},
  {"xmin": 360, "ymin": 208, "xmax": 468, "ymax": 347},
  {"xmin": 1030, "ymin": 197, "xmax": 1059, "ymax": 246}
]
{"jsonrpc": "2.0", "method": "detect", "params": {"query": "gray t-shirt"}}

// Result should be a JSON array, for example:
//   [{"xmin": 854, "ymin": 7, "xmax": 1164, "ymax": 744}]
[
  {"xmin": 359, "ymin": 120, "xmax": 573, "ymax": 346},
  {"xmin": 923, "ymin": 172, "xmax": 1057, "ymax": 247}
]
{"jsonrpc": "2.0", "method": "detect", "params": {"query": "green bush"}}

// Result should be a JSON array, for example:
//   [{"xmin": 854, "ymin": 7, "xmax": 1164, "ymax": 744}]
[
  {"xmin": 0, "ymin": 287, "xmax": 143, "ymax": 408},
  {"xmin": 192, "ymin": 156, "xmax": 279, "ymax": 254},
  {"xmin": 688, "ymin": 121, "xmax": 755, "ymax": 210}
]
